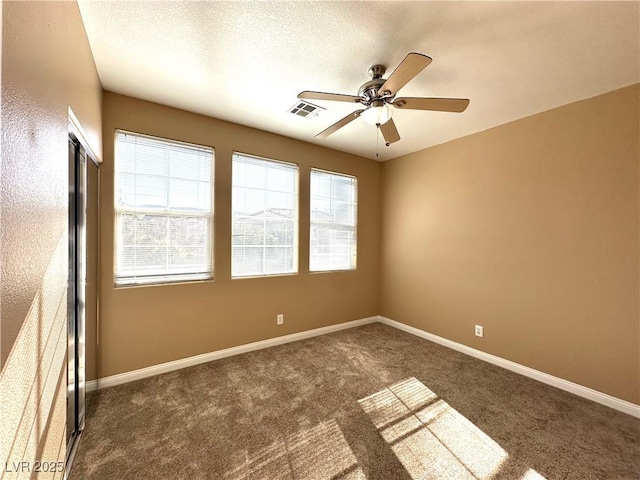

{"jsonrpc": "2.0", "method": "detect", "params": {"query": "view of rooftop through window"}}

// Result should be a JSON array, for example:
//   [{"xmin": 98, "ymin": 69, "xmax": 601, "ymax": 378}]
[
  {"xmin": 114, "ymin": 131, "xmax": 214, "ymax": 286},
  {"xmin": 310, "ymin": 169, "xmax": 357, "ymax": 272},
  {"xmin": 231, "ymin": 153, "xmax": 298, "ymax": 278}
]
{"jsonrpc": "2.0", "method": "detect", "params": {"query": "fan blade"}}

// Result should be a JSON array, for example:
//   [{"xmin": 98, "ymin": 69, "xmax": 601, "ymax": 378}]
[
  {"xmin": 316, "ymin": 110, "xmax": 364, "ymax": 138},
  {"xmin": 298, "ymin": 91, "xmax": 362, "ymax": 103},
  {"xmin": 380, "ymin": 118, "xmax": 400, "ymax": 145},
  {"xmin": 393, "ymin": 97, "xmax": 470, "ymax": 113},
  {"xmin": 379, "ymin": 52, "xmax": 432, "ymax": 97}
]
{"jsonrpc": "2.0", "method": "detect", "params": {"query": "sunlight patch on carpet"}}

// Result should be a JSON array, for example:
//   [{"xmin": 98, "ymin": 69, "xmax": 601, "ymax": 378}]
[
  {"xmin": 222, "ymin": 418, "xmax": 364, "ymax": 480},
  {"xmin": 520, "ymin": 468, "xmax": 547, "ymax": 480},
  {"xmin": 359, "ymin": 377, "xmax": 547, "ymax": 480}
]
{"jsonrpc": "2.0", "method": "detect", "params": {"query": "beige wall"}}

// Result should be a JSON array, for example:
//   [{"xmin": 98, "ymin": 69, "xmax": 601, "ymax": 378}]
[
  {"xmin": 97, "ymin": 92, "xmax": 380, "ymax": 378},
  {"xmin": 380, "ymin": 84, "xmax": 640, "ymax": 404},
  {"xmin": 0, "ymin": 0, "xmax": 102, "ymax": 477}
]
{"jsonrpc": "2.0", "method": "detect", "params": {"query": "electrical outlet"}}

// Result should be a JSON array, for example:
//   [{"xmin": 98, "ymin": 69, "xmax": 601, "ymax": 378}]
[
  {"xmin": 277, "ymin": 314, "xmax": 284, "ymax": 325},
  {"xmin": 475, "ymin": 325, "xmax": 484, "ymax": 338}
]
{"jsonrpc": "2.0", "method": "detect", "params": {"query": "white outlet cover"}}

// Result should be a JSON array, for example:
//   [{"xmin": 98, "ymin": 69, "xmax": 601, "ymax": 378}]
[{"xmin": 475, "ymin": 325, "xmax": 484, "ymax": 337}]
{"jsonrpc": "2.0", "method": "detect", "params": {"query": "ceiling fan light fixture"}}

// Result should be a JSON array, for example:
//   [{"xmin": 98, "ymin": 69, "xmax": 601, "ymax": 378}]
[
  {"xmin": 300, "ymin": 52, "xmax": 468, "ymax": 145},
  {"xmin": 361, "ymin": 104, "xmax": 392, "ymax": 126}
]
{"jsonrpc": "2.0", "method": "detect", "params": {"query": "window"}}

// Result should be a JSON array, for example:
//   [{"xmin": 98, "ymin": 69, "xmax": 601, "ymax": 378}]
[
  {"xmin": 310, "ymin": 169, "xmax": 357, "ymax": 271},
  {"xmin": 232, "ymin": 153, "xmax": 298, "ymax": 277},
  {"xmin": 114, "ymin": 131, "xmax": 213, "ymax": 286}
]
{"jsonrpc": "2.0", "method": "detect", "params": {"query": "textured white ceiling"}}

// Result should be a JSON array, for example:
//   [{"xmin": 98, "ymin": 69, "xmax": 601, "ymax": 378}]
[{"xmin": 78, "ymin": 1, "xmax": 639, "ymax": 161}]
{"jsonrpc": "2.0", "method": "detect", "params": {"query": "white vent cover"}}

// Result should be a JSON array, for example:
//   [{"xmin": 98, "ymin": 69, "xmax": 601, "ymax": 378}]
[{"xmin": 289, "ymin": 100, "xmax": 324, "ymax": 118}]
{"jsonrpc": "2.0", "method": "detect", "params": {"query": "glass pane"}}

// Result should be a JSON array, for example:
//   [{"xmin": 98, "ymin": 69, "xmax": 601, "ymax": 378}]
[
  {"xmin": 245, "ymin": 162, "xmax": 266, "ymax": 189},
  {"xmin": 267, "ymin": 166, "xmax": 295, "ymax": 192},
  {"xmin": 266, "ymin": 190, "xmax": 294, "ymax": 213},
  {"xmin": 333, "ymin": 200, "xmax": 353, "ymax": 225},
  {"xmin": 244, "ymin": 188, "xmax": 266, "ymax": 215},
  {"xmin": 333, "ymin": 176, "xmax": 355, "ymax": 202},
  {"xmin": 168, "ymin": 216, "xmax": 209, "ymax": 247},
  {"xmin": 114, "ymin": 131, "xmax": 213, "ymax": 285},
  {"xmin": 233, "ymin": 216, "xmax": 266, "ymax": 246},
  {"xmin": 131, "ymin": 143, "xmax": 168, "ymax": 177},
  {"xmin": 169, "ymin": 149, "xmax": 210, "ymax": 180},
  {"xmin": 310, "ymin": 197, "xmax": 331, "ymax": 220},
  {"xmin": 168, "ymin": 246, "xmax": 208, "ymax": 272},
  {"xmin": 198, "ymin": 181, "xmax": 211, "ymax": 212},
  {"xmin": 310, "ymin": 169, "xmax": 357, "ymax": 272},
  {"xmin": 116, "ymin": 172, "xmax": 167, "ymax": 209},
  {"xmin": 232, "ymin": 246, "xmax": 264, "ymax": 277},
  {"xmin": 265, "ymin": 247, "xmax": 292, "ymax": 274},
  {"xmin": 311, "ymin": 171, "xmax": 331, "ymax": 198},
  {"xmin": 231, "ymin": 185, "xmax": 246, "ymax": 215},
  {"xmin": 231, "ymin": 153, "xmax": 298, "ymax": 277},
  {"xmin": 265, "ymin": 219, "xmax": 294, "ymax": 245}
]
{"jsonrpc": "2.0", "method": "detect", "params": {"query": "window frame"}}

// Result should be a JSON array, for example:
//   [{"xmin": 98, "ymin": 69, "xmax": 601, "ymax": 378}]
[
  {"xmin": 113, "ymin": 129, "xmax": 215, "ymax": 287},
  {"xmin": 231, "ymin": 151, "xmax": 299, "ymax": 279},
  {"xmin": 309, "ymin": 167, "xmax": 358, "ymax": 273}
]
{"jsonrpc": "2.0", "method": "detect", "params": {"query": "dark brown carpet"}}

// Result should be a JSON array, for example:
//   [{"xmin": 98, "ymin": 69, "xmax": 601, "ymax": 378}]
[{"xmin": 71, "ymin": 323, "xmax": 639, "ymax": 479}]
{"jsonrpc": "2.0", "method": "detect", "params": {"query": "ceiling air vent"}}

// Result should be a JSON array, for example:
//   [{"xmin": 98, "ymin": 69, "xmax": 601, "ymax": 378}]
[{"xmin": 288, "ymin": 100, "xmax": 324, "ymax": 119}]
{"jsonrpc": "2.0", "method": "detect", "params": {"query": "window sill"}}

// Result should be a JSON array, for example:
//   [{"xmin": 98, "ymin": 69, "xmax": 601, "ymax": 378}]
[{"xmin": 114, "ymin": 277, "xmax": 214, "ymax": 289}]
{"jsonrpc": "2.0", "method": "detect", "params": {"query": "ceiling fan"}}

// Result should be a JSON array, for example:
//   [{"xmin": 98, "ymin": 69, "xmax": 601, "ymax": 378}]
[{"xmin": 298, "ymin": 52, "xmax": 470, "ymax": 146}]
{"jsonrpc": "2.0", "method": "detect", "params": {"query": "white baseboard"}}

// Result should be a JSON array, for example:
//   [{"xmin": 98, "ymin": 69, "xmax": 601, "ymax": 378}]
[
  {"xmin": 378, "ymin": 316, "xmax": 640, "ymax": 418},
  {"xmin": 86, "ymin": 314, "xmax": 639, "ymax": 419},
  {"xmin": 86, "ymin": 316, "xmax": 378, "ymax": 392}
]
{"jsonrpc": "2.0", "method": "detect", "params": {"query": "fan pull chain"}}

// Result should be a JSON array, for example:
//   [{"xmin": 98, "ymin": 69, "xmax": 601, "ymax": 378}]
[{"xmin": 376, "ymin": 123, "xmax": 380, "ymax": 158}]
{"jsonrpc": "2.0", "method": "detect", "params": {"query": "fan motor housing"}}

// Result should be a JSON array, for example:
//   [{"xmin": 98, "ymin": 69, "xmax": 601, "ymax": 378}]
[
  {"xmin": 359, "ymin": 65, "xmax": 396, "ymax": 104},
  {"xmin": 358, "ymin": 79, "xmax": 386, "ymax": 104}
]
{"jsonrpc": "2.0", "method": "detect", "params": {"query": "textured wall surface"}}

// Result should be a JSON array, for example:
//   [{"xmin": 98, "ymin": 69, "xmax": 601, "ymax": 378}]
[
  {"xmin": 0, "ymin": 1, "xmax": 102, "ymax": 477},
  {"xmin": 97, "ymin": 92, "xmax": 380, "ymax": 378},
  {"xmin": 380, "ymin": 84, "xmax": 640, "ymax": 404}
]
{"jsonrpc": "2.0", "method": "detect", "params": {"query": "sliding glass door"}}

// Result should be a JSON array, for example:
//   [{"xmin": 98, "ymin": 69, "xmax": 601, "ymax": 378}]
[{"xmin": 67, "ymin": 133, "xmax": 87, "ymax": 464}]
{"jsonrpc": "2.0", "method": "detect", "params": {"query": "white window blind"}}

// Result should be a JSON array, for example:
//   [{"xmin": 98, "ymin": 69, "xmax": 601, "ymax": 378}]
[
  {"xmin": 310, "ymin": 169, "xmax": 357, "ymax": 272},
  {"xmin": 114, "ymin": 131, "xmax": 213, "ymax": 286},
  {"xmin": 232, "ymin": 153, "xmax": 298, "ymax": 277}
]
